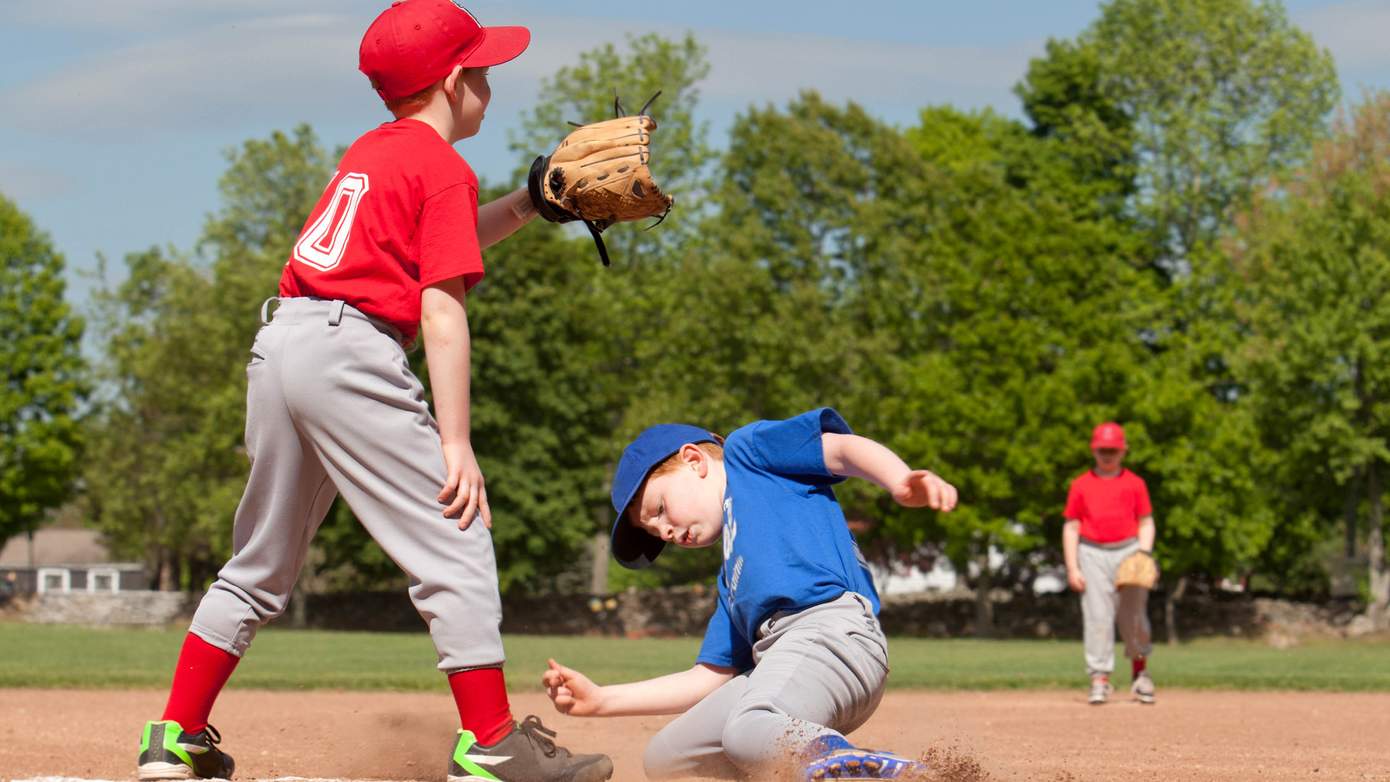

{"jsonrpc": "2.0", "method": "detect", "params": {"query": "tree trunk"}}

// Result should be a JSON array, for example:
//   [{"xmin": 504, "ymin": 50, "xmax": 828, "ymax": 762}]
[
  {"xmin": 1368, "ymin": 460, "xmax": 1389, "ymax": 630},
  {"xmin": 158, "ymin": 551, "xmax": 175, "ymax": 591},
  {"xmin": 290, "ymin": 570, "xmax": 310, "ymax": 629},
  {"xmin": 592, "ymin": 464, "xmax": 614, "ymax": 596},
  {"xmin": 1345, "ymin": 470, "xmax": 1359, "ymax": 559},
  {"xmin": 973, "ymin": 546, "xmax": 994, "ymax": 638},
  {"xmin": 589, "ymin": 530, "xmax": 610, "ymax": 595},
  {"xmin": 1165, "ymin": 575, "xmax": 1188, "ymax": 646}
]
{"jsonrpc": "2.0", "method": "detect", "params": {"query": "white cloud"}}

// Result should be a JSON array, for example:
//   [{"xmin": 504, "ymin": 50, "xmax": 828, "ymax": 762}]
[
  {"xmin": 1, "ymin": 6, "xmax": 1035, "ymax": 139},
  {"xmin": 477, "ymin": 12, "xmax": 1036, "ymax": 116},
  {"xmin": 3, "ymin": 0, "xmax": 309, "ymax": 30},
  {"xmin": 0, "ymin": 160, "xmax": 76, "ymax": 200},
  {"xmin": 1295, "ymin": 0, "xmax": 1390, "ymax": 72},
  {"xmin": 1, "ymin": 13, "xmax": 367, "ymax": 135}
]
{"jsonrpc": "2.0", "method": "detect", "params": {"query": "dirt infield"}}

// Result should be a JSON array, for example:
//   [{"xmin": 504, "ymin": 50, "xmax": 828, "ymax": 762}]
[{"xmin": 2, "ymin": 688, "xmax": 1388, "ymax": 781}]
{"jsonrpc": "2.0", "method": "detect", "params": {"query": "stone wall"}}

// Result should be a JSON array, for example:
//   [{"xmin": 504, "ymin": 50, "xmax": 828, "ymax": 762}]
[
  {"xmin": 20, "ymin": 590, "xmax": 195, "ymax": 625},
  {"xmin": 295, "ymin": 587, "xmax": 1375, "ymax": 642},
  {"xmin": 4, "ymin": 586, "xmax": 1377, "ymax": 642}
]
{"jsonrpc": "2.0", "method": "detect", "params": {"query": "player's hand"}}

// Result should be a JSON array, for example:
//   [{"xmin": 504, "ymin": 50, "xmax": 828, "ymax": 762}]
[
  {"xmin": 543, "ymin": 658, "xmax": 603, "ymax": 717},
  {"xmin": 891, "ymin": 469, "xmax": 958, "ymax": 511},
  {"xmin": 1068, "ymin": 569, "xmax": 1086, "ymax": 593},
  {"xmin": 439, "ymin": 440, "xmax": 491, "ymax": 530}
]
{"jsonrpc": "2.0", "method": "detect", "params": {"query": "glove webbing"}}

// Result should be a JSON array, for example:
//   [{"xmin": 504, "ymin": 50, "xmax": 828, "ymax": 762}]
[{"xmin": 528, "ymin": 154, "xmax": 613, "ymax": 267}]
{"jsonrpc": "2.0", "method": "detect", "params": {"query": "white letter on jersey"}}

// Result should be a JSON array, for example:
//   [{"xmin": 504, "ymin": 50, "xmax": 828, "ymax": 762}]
[
  {"xmin": 292, "ymin": 172, "xmax": 370, "ymax": 271},
  {"xmin": 722, "ymin": 497, "xmax": 737, "ymax": 562}
]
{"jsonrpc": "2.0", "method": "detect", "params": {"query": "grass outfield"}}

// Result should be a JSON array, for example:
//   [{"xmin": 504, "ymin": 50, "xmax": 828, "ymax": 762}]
[{"xmin": 2, "ymin": 622, "xmax": 1387, "ymax": 692}]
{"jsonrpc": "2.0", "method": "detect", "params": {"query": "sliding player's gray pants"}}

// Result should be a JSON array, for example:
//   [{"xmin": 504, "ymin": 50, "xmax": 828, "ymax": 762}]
[
  {"xmin": 643, "ymin": 592, "xmax": 889, "ymax": 780},
  {"xmin": 1079, "ymin": 538, "xmax": 1152, "ymax": 676},
  {"xmin": 188, "ymin": 297, "xmax": 505, "ymax": 671}
]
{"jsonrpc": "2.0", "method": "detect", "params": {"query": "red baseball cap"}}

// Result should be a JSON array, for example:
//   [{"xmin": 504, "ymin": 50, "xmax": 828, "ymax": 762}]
[
  {"xmin": 359, "ymin": 0, "xmax": 531, "ymax": 101},
  {"xmin": 1090, "ymin": 422, "xmax": 1127, "ymax": 450}
]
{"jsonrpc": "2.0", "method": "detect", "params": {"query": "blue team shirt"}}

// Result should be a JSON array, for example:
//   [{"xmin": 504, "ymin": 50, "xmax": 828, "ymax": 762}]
[{"xmin": 695, "ymin": 408, "xmax": 882, "ymax": 671}]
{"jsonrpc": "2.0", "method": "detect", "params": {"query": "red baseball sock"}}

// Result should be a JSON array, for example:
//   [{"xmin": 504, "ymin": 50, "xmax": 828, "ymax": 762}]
[
  {"xmin": 161, "ymin": 633, "xmax": 241, "ymax": 734},
  {"xmin": 449, "ymin": 667, "xmax": 514, "ymax": 747},
  {"xmin": 1132, "ymin": 656, "xmax": 1146, "ymax": 678}
]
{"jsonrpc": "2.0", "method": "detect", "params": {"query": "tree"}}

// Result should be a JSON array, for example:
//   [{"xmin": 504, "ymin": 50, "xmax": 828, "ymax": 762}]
[
  {"xmin": 508, "ymin": 32, "xmax": 712, "ymax": 265},
  {"xmin": 1015, "ymin": 0, "xmax": 1340, "ymax": 623},
  {"xmin": 1235, "ymin": 93, "xmax": 1390, "ymax": 627},
  {"xmin": 0, "ymin": 194, "xmax": 86, "ymax": 550},
  {"xmin": 1079, "ymin": 0, "xmax": 1338, "ymax": 268},
  {"xmin": 891, "ymin": 106, "xmax": 1164, "ymax": 630},
  {"xmin": 85, "ymin": 248, "xmax": 231, "ymax": 588},
  {"xmin": 85, "ymin": 126, "xmax": 335, "ymax": 590},
  {"xmin": 477, "ymin": 33, "xmax": 717, "ymax": 592}
]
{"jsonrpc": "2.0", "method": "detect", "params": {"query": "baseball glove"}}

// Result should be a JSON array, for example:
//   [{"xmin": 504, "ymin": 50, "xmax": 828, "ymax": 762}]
[
  {"xmin": 528, "ymin": 92, "xmax": 674, "ymax": 266},
  {"xmin": 1114, "ymin": 550, "xmax": 1159, "ymax": 590}
]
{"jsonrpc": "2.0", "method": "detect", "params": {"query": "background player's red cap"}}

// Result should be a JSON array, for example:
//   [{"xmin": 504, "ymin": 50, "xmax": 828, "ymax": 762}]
[
  {"xmin": 359, "ymin": 0, "xmax": 531, "ymax": 101},
  {"xmin": 1090, "ymin": 421, "xmax": 1127, "ymax": 450}
]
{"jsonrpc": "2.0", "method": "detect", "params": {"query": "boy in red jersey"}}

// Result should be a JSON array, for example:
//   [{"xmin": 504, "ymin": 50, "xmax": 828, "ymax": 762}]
[
  {"xmin": 136, "ymin": 3, "xmax": 613, "ymax": 781},
  {"xmin": 1062, "ymin": 422, "xmax": 1157, "ymax": 706}
]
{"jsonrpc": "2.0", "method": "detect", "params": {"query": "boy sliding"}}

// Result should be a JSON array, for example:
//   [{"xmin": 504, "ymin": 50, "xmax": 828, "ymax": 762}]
[{"xmin": 543, "ymin": 409, "xmax": 958, "ymax": 780}]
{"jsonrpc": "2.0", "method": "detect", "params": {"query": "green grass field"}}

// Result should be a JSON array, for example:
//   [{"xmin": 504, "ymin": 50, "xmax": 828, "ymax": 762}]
[{"xmin": 2, "ymin": 622, "xmax": 1386, "ymax": 692}]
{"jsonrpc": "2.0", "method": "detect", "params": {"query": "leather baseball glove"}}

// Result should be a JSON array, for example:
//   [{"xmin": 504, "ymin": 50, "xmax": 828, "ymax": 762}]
[
  {"xmin": 1114, "ymin": 550, "xmax": 1159, "ymax": 589},
  {"xmin": 527, "ymin": 92, "xmax": 674, "ymax": 266}
]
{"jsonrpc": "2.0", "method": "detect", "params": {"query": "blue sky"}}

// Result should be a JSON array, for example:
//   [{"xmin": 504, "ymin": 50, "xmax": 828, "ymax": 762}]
[{"xmin": 3, "ymin": 0, "xmax": 1389, "ymax": 308}]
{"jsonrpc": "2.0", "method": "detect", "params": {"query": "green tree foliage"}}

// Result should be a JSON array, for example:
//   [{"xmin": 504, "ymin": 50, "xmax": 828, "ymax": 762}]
[
  {"xmin": 85, "ymin": 127, "xmax": 333, "ymax": 590},
  {"xmin": 1080, "ymin": 0, "xmax": 1338, "ymax": 267},
  {"xmin": 0, "ymin": 194, "xmax": 86, "ymax": 549},
  {"xmin": 478, "ymin": 34, "xmax": 718, "ymax": 591},
  {"xmin": 86, "ymin": 249, "xmax": 229, "ymax": 588},
  {"xmin": 1016, "ymin": 0, "xmax": 1339, "ymax": 601},
  {"xmin": 69, "ymin": 5, "xmax": 1363, "ymax": 611},
  {"xmin": 464, "ymin": 200, "xmax": 623, "ymax": 593},
  {"xmin": 509, "ymin": 32, "xmax": 712, "ymax": 262},
  {"xmin": 1235, "ymin": 94, "xmax": 1390, "ymax": 626},
  {"xmin": 891, "ymin": 107, "xmax": 1157, "ymax": 597}
]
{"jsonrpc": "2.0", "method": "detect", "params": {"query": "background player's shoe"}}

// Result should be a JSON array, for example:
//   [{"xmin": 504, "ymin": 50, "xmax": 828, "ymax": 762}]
[
  {"xmin": 448, "ymin": 715, "xmax": 613, "ymax": 782},
  {"xmin": 1132, "ymin": 671, "xmax": 1156, "ymax": 704},
  {"xmin": 803, "ymin": 747, "xmax": 926, "ymax": 780},
  {"xmin": 137, "ymin": 720, "xmax": 235, "ymax": 780},
  {"xmin": 1088, "ymin": 675, "xmax": 1114, "ymax": 705}
]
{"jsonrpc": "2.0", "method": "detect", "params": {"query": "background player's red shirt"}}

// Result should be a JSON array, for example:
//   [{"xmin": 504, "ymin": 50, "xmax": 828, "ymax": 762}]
[
  {"xmin": 1064, "ymin": 469, "xmax": 1152, "ymax": 543},
  {"xmin": 280, "ymin": 118, "xmax": 483, "ymax": 343}
]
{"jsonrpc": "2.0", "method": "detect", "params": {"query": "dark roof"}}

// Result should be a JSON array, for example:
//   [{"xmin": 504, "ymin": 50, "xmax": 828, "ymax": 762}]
[{"xmin": 0, "ymin": 528, "xmax": 124, "ymax": 567}]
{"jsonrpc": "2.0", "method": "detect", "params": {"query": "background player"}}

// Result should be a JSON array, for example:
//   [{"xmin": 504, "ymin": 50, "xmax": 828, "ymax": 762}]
[
  {"xmin": 136, "ymin": 2, "xmax": 614, "ymax": 781},
  {"xmin": 1062, "ymin": 421, "xmax": 1157, "ymax": 705},
  {"xmin": 542, "ymin": 409, "xmax": 958, "ymax": 780}
]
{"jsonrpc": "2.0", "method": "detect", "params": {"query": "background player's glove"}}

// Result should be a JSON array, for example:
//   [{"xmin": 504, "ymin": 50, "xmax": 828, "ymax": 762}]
[
  {"xmin": 527, "ymin": 92, "xmax": 674, "ymax": 266},
  {"xmin": 1114, "ymin": 550, "xmax": 1159, "ymax": 589}
]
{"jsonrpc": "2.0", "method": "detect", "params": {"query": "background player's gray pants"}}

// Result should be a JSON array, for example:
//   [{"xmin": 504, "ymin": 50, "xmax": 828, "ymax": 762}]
[
  {"xmin": 1079, "ymin": 539, "xmax": 1152, "ymax": 676},
  {"xmin": 189, "ymin": 298, "xmax": 505, "ymax": 671},
  {"xmin": 643, "ymin": 592, "xmax": 888, "ymax": 780}
]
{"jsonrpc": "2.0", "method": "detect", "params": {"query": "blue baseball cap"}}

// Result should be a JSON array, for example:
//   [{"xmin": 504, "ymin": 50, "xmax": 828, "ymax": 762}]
[{"xmin": 610, "ymin": 423, "xmax": 722, "ymax": 570}]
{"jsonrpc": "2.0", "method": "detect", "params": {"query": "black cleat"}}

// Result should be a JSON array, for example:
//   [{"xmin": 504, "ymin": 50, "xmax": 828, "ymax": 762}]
[
  {"xmin": 138, "ymin": 720, "xmax": 235, "ymax": 780},
  {"xmin": 448, "ymin": 715, "xmax": 613, "ymax": 782}
]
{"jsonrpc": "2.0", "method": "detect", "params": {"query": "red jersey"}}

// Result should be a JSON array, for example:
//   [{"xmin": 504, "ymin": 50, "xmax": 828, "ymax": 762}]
[
  {"xmin": 1064, "ymin": 469, "xmax": 1152, "ymax": 544},
  {"xmin": 279, "ymin": 118, "xmax": 483, "ymax": 343}
]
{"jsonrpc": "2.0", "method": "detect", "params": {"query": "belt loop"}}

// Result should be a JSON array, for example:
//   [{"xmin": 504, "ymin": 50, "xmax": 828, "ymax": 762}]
[
  {"xmin": 259, "ymin": 297, "xmax": 278, "ymax": 325},
  {"xmin": 328, "ymin": 300, "xmax": 346, "ymax": 327}
]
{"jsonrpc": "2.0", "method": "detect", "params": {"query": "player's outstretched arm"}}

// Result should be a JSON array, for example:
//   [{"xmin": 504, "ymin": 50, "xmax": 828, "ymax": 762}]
[
  {"xmin": 821, "ymin": 433, "xmax": 958, "ymax": 512},
  {"xmin": 543, "ymin": 659, "xmax": 734, "ymax": 718},
  {"xmin": 477, "ymin": 187, "xmax": 538, "ymax": 249}
]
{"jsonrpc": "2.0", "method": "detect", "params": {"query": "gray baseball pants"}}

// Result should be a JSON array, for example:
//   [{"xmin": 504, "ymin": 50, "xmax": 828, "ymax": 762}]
[
  {"xmin": 643, "ymin": 592, "xmax": 889, "ymax": 780},
  {"xmin": 188, "ymin": 297, "xmax": 505, "ymax": 671},
  {"xmin": 1079, "ymin": 538, "xmax": 1152, "ymax": 676}
]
